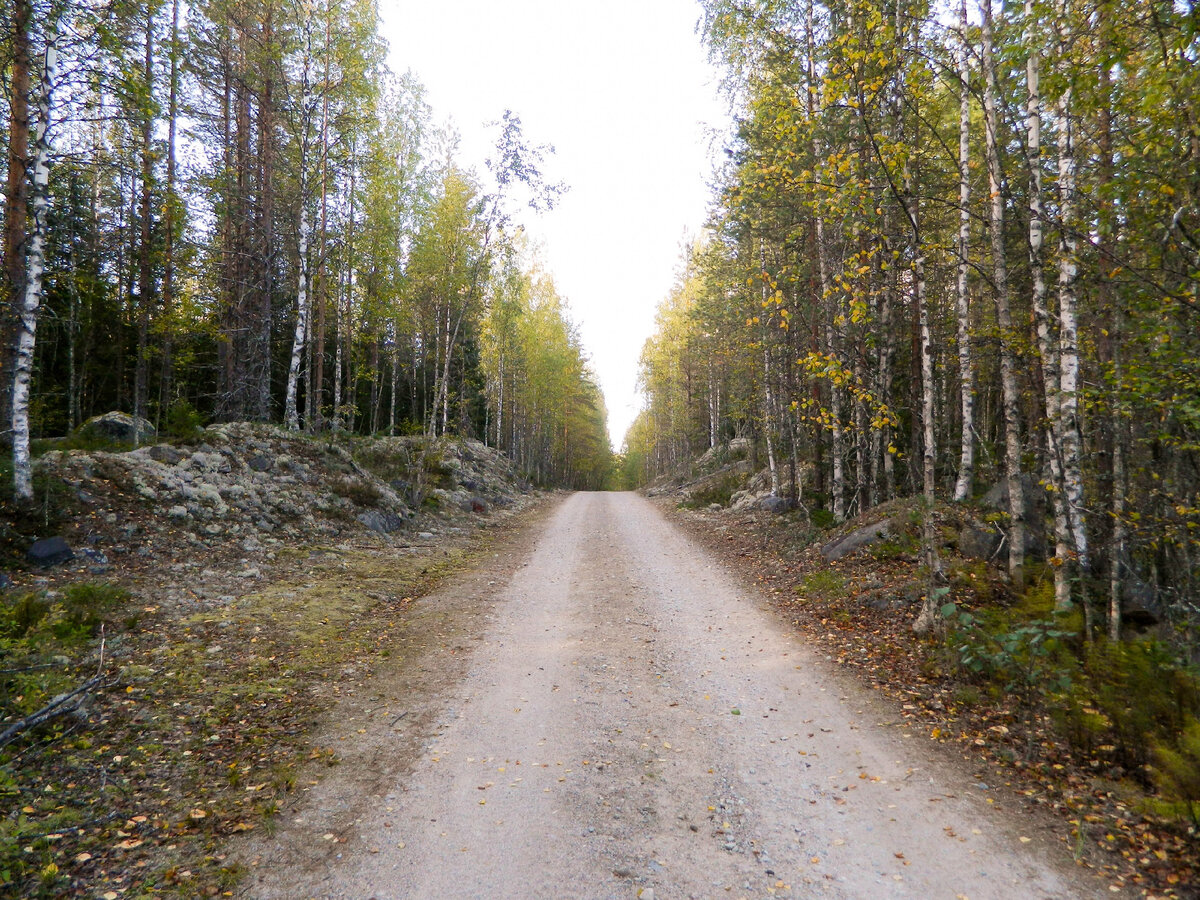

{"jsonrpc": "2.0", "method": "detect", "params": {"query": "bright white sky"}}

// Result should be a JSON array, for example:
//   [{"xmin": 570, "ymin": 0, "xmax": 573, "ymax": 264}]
[{"xmin": 378, "ymin": 0, "xmax": 728, "ymax": 449}]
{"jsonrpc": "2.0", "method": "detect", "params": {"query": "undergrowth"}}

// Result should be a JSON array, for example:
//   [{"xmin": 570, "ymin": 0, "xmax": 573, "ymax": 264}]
[
  {"xmin": 0, "ymin": 541, "xmax": 481, "ymax": 897},
  {"xmin": 941, "ymin": 585, "xmax": 1200, "ymax": 827}
]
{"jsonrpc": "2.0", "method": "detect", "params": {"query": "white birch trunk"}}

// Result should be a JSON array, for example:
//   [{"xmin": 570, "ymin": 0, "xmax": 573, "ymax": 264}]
[
  {"xmin": 285, "ymin": 205, "xmax": 310, "ymax": 430},
  {"xmin": 11, "ymin": 18, "xmax": 58, "ymax": 503},
  {"xmin": 983, "ymin": 0, "xmax": 1027, "ymax": 582},
  {"xmin": 911, "ymin": 178, "xmax": 944, "ymax": 634},
  {"xmin": 1055, "ymin": 29, "xmax": 1089, "ymax": 613},
  {"xmin": 1025, "ymin": 1, "xmax": 1071, "ymax": 609},
  {"xmin": 953, "ymin": 0, "xmax": 975, "ymax": 503}
]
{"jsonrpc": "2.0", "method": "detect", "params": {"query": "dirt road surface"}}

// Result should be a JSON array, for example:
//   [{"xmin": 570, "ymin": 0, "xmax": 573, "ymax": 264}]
[{"xmin": 241, "ymin": 492, "xmax": 1095, "ymax": 899}]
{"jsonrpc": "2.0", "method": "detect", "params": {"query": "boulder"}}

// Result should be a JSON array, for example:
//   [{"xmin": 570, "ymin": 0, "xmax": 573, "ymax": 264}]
[
  {"xmin": 820, "ymin": 519, "xmax": 892, "ymax": 562},
  {"xmin": 357, "ymin": 509, "xmax": 406, "ymax": 534},
  {"xmin": 28, "ymin": 536, "xmax": 74, "ymax": 568},
  {"xmin": 1122, "ymin": 573, "xmax": 1162, "ymax": 627},
  {"xmin": 78, "ymin": 411, "xmax": 156, "ymax": 445},
  {"xmin": 147, "ymin": 444, "xmax": 184, "ymax": 465},
  {"xmin": 247, "ymin": 454, "xmax": 274, "ymax": 473},
  {"xmin": 960, "ymin": 519, "xmax": 1045, "ymax": 562},
  {"xmin": 959, "ymin": 523, "xmax": 1004, "ymax": 561},
  {"xmin": 759, "ymin": 495, "xmax": 791, "ymax": 514}
]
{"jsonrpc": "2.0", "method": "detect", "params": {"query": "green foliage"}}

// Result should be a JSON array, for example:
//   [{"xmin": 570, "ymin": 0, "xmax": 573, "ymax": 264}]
[
  {"xmin": 942, "ymin": 591, "xmax": 1200, "ymax": 821},
  {"xmin": 162, "ymin": 400, "xmax": 204, "ymax": 441},
  {"xmin": 1152, "ymin": 715, "xmax": 1200, "ymax": 825},
  {"xmin": 795, "ymin": 570, "xmax": 848, "ymax": 602},
  {"xmin": 941, "ymin": 597, "xmax": 1074, "ymax": 714},
  {"xmin": 1055, "ymin": 641, "xmax": 1200, "ymax": 786},
  {"xmin": 809, "ymin": 508, "xmax": 836, "ymax": 530},
  {"xmin": 331, "ymin": 476, "xmax": 382, "ymax": 508},
  {"xmin": 352, "ymin": 442, "xmax": 414, "ymax": 485},
  {"xmin": 0, "ymin": 593, "xmax": 52, "ymax": 640}
]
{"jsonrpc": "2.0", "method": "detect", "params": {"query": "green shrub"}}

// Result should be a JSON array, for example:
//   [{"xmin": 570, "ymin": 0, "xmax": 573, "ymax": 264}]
[
  {"xmin": 0, "ymin": 592, "xmax": 51, "ymax": 639},
  {"xmin": 1153, "ymin": 714, "xmax": 1200, "ymax": 825},
  {"xmin": 810, "ymin": 508, "xmax": 836, "ymax": 529},
  {"xmin": 1055, "ymin": 641, "xmax": 1200, "ymax": 779},
  {"xmin": 330, "ymin": 476, "xmax": 382, "ymax": 508},
  {"xmin": 795, "ymin": 570, "xmax": 848, "ymax": 602},
  {"xmin": 162, "ymin": 399, "xmax": 204, "ymax": 440},
  {"xmin": 353, "ymin": 443, "xmax": 413, "ymax": 484},
  {"xmin": 56, "ymin": 581, "xmax": 131, "ymax": 640},
  {"xmin": 941, "ymin": 599, "xmax": 1075, "ymax": 722}
]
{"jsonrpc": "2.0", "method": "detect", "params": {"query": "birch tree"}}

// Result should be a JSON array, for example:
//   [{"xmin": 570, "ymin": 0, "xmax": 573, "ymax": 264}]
[{"xmin": 11, "ymin": 7, "xmax": 59, "ymax": 503}]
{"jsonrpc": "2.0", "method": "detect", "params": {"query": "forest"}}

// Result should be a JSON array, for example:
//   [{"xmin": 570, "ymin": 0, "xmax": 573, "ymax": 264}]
[
  {"xmin": 627, "ymin": 0, "xmax": 1200, "ymax": 646},
  {"xmin": 0, "ymin": 0, "xmax": 614, "ymax": 496}
]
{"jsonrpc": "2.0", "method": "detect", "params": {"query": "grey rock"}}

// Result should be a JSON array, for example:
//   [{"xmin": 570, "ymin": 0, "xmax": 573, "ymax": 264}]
[
  {"xmin": 77, "ymin": 411, "xmax": 156, "ymax": 445},
  {"xmin": 959, "ymin": 523, "xmax": 1004, "ymax": 561},
  {"xmin": 28, "ymin": 536, "xmax": 74, "ymax": 568},
  {"xmin": 758, "ymin": 495, "xmax": 791, "ymax": 514},
  {"xmin": 820, "ymin": 519, "xmax": 892, "ymax": 562},
  {"xmin": 356, "ymin": 509, "xmax": 406, "ymax": 534},
  {"xmin": 1122, "ymin": 573, "xmax": 1161, "ymax": 626},
  {"xmin": 81, "ymin": 547, "xmax": 109, "ymax": 569},
  {"xmin": 147, "ymin": 445, "xmax": 184, "ymax": 465}
]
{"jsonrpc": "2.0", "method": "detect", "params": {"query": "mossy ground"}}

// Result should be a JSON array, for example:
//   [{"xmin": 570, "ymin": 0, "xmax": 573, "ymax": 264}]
[{"xmin": 0, "ymin": 516, "xmax": 530, "ymax": 898}]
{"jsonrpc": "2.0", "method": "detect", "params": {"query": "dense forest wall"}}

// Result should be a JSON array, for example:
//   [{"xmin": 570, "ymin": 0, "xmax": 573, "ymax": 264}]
[
  {"xmin": 627, "ymin": 0, "xmax": 1199, "ymax": 644},
  {"xmin": 0, "ymin": 0, "xmax": 612, "ymax": 494}
]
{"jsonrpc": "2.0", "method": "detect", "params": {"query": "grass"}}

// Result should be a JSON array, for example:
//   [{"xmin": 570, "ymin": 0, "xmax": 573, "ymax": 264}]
[{"xmin": 0, "ymin": 537, "xmax": 485, "ymax": 898}]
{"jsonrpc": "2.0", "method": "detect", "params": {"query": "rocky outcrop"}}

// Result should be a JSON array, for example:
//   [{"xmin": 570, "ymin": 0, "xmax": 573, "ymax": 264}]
[{"xmin": 33, "ymin": 424, "xmax": 532, "ymax": 546}]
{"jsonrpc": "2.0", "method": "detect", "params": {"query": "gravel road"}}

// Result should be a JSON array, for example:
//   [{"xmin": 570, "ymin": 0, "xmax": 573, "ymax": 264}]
[{"xmin": 243, "ymin": 492, "xmax": 1095, "ymax": 900}]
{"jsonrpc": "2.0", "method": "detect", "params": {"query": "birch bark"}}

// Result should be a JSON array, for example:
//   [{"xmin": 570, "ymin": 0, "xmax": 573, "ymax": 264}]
[
  {"xmin": 978, "ymin": 0, "xmax": 1028, "ymax": 584},
  {"xmin": 12, "ymin": 12, "xmax": 59, "ymax": 503},
  {"xmin": 953, "ymin": 0, "xmax": 975, "ymax": 502},
  {"xmin": 1054, "ymin": 5, "xmax": 1089, "ymax": 616}
]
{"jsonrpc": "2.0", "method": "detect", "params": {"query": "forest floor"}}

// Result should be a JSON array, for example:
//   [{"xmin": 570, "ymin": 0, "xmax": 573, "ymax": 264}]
[{"xmin": 665, "ymin": 499, "xmax": 1199, "ymax": 899}]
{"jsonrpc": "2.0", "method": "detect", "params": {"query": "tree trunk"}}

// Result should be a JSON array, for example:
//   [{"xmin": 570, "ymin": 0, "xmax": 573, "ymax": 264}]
[
  {"xmin": 1025, "ymin": 0, "xmax": 1072, "ymax": 610},
  {"xmin": 1054, "ymin": 8, "xmax": 1088, "ymax": 621},
  {"xmin": 12, "ymin": 13, "xmax": 59, "ymax": 503},
  {"xmin": 983, "ymin": 0, "xmax": 1027, "ymax": 585},
  {"xmin": 953, "ymin": 0, "xmax": 975, "ymax": 503},
  {"xmin": 285, "ymin": 204, "xmax": 310, "ymax": 430},
  {"xmin": 3, "ymin": 0, "xmax": 31, "ymax": 442},
  {"xmin": 158, "ymin": 0, "xmax": 180, "ymax": 424},
  {"xmin": 134, "ymin": 5, "xmax": 155, "ymax": 444}
]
